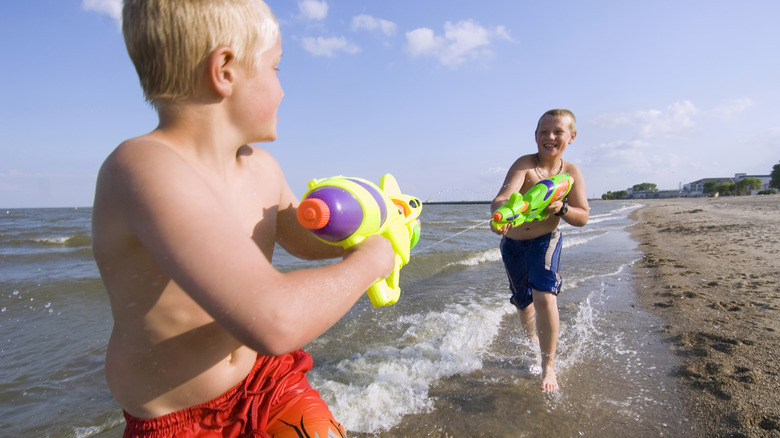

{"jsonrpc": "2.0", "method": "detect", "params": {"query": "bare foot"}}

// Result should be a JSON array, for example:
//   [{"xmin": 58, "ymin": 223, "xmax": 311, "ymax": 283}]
[{"xmin": 540, "ymin": 366, "xmax": 559, "ymax": 392}]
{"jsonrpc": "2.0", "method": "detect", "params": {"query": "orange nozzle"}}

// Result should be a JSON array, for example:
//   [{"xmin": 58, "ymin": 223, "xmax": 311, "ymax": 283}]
[
  {"xmin": 393, "ymin": 199, "xmax": 411, "ymax": 216},
  {"xmin": 297, "ymin": 198, "xmax": 331, "ymax": 230},
  {"xmin": 492, "ymin": 212, "xmax": 503, "ymax": 222}
]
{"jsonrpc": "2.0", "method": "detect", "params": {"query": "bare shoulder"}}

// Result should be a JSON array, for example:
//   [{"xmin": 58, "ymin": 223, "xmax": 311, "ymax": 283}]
[
  {"xmin": 562, "ymin": 161, "xmax": 587, "ymax": 195},
  {"xmin": 561, "ymin": 160, "xmax": 584, "ymax": 178},
  {"xmin": 92, "ymin": 136, "xmax": 203, "ymax": 264},
  {"xmin": 503, "ymin": 154, "xmax": 537, "ymax": 184},
  {"xmin": 563, "ymin": 160, "xmax": 581, "ymax": 175},
  {"xmin": 493, "ymin": 154, "xmax": 533, "ymax": 201},
  {"xmin": 97, "ymin": 136, "xmax": 189, "ymax": 193},
  {"xmin": 237, "ymin": 144, "xmax": 284, "ymax": 178},
  {"xmin": 94, "ymin": 136, "xmax": 179, "ymax": 215},
  {"xmin": 561, "ymin": 160, "xmax": 589, "ymax": 218},
  {"xmin": 510, "ymin": 153, "xmax": 537, "ymax": 171}
]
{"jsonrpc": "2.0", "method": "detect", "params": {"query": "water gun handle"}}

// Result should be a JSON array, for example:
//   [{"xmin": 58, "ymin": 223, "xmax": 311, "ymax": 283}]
[
  {"xmin": 365, "ymin": 253, "xmax": 404, "ymax": 307},
  {"xmin": 366, "ymin": 192, "xmax": 422, "ymax": 306}
]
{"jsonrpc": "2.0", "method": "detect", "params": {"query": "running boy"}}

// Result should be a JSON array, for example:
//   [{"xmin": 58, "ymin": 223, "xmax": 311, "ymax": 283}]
[
  {"xmin": 92, "ymin": 1, "xmax": 395, "ymax": 436},
  {"xmin": 489, "ymin": 109, "xmax": 589, "ymax": 392}
]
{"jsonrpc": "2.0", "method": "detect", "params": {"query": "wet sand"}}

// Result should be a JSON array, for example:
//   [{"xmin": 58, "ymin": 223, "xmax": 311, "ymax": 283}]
[{"xmin": 629, "ymin": 195, "xmax": 780, "ymax": 437}]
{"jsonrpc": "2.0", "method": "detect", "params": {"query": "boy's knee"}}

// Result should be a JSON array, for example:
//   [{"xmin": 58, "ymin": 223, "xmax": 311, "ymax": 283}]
[{"xmin": 531, "ymin": 290, "xmax": 557, "ymax": 309}]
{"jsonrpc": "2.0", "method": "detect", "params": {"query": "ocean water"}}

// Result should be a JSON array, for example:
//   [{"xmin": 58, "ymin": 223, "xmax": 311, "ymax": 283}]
[{"xmin": 0, "ymin": 201, "xmax": 691, "ymax": 437}]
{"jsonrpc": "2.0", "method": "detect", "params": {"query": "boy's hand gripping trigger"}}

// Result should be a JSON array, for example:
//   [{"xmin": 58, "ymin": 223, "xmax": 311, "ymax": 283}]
[
  {"xmin": 296, "ymin": 174, "xmax": 422, "ymax": 307},
  {"xmin": 491, "ymin": 173, "xmax": 573, "ymax": 228}
]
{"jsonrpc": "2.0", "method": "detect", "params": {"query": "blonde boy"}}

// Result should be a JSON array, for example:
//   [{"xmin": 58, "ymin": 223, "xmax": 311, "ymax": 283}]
[
  {"xmin": 490, "ymin": 109, "xmax": 589, "ymax": 392},
  {"xmin": 92, "ymin": 1, "xmax": 394, "ymax": 436}
]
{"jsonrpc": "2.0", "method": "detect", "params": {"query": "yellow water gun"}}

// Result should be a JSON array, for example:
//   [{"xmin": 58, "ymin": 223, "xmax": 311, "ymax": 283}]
[
  {"xmin": 296, "ymin": 174, "xmax": 422, "ymax": 307},
  {"xmin": 491, "ymin": 173, "xmax": 573, "ymax": 228}
]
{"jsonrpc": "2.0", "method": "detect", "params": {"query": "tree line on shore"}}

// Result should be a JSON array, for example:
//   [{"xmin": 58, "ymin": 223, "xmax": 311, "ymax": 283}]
[{"xmin": 600, "ymin": 162, "xmax": 780, "ymax": 200}]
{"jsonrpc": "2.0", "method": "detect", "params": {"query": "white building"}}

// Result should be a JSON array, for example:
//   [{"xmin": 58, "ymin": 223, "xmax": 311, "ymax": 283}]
[{"xmin": 683, "ymin": 173, "xmax": 772, "ymax": 196}]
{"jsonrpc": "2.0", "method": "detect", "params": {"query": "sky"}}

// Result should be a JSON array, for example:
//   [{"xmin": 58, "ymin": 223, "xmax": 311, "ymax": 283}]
[{"xmin": 1, "ymin": 0, "xmax": 779, "ymax": 208}]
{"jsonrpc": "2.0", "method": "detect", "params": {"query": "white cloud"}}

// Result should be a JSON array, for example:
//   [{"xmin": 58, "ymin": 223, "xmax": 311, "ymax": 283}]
[
  {"xmin": 593, "ymin": 100, "xmax": 699, "ymax": 138},
  {"xmin": 587, "ymin": 140, "xmax": 650, "ymax": 173},
  {"xmin": 482, "ymin": 166, "xmax": 507, "ymax": 176},
  {"xmin": 406, "ymin": 28, "xmax": 445, "ymax": 57},
  {"xmin": 301, "ymin": 36, "xmax": 360, "ymax": 57},
  {"xmin": 405, "ymin": 20, "xmax": 508, "ymax": 67},
  {"xmin": 592, "ymin": 139, "xmax": 648, "ymax": 153},
  {"xmin": 709, "ymin": 98, "xmax": 754, "ymax": 119},
  {"xmin": 82, "ymin": 0, "xmax": 121, "ymax": 22},
  {"xmin": 351, "ymin": 14, "xmax": 397, "ymax": 37},
  {"xmin": 493, "ymin": 25, "xmax": 513, "ymax": 42},
  {"xmin": 298, "ymin": 0, "xmax": 328, "ymax": 21}
]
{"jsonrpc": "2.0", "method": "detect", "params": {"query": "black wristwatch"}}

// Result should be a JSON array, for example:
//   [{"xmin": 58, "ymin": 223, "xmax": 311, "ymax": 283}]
[{"xmin": 555, "ymin": 198, "xmax": 568, "ymax": 217}]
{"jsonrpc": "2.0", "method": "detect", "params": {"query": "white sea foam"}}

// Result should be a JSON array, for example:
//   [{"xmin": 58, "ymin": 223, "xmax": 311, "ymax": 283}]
[
  {"xmin": 565, "ymin": 260, "xmax": 638, "ymax": 290},
  {"xmin": 310, "ymin": 299, "xmax": 510, "ymax": 433},
  {"xmin": 447, "ymin": 247, "xmax": 501, "ymax": 267},
  {"xmin": 33, "ymin": 236, "xmax": 71, "ymax": 245}
]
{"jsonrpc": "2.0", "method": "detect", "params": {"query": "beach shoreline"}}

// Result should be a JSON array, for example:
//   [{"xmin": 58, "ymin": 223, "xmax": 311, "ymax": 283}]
[{"xmin": 628, "ymin": 195, "xmax": 780, "ymax": 437}]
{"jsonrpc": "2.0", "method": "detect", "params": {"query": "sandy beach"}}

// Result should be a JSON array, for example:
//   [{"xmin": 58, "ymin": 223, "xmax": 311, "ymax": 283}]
[{"xmin": 629, "ymin": 195, "xmax": 780, "ymax": 437}]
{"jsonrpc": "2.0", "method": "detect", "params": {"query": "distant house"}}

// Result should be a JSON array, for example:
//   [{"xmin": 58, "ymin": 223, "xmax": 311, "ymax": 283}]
[{"xmin": 682, "ymin": 173, "xmax": 772, "ymax": 196}]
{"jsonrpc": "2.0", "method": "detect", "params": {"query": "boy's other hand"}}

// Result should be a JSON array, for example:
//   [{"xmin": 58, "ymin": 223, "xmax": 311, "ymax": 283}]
[
  {"xmin": 490, "ymin": 221, "xmax": 511, "ymax": 236},
  {"xmin": 345, "ymin": 235, "xmax": 395, "ymax": 280},
  {"xmin": 545, "ymin": 200, "xmax": 564, "ymax": 216}
]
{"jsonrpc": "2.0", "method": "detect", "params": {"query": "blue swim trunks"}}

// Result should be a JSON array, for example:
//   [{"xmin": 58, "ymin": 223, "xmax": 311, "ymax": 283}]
[{"xmin": 499, "ymin": 231, "xmax": 563, "ymax": 310}]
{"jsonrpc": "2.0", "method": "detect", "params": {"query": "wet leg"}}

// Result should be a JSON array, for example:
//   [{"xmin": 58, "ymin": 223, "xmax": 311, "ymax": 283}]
[
  {"xmin": 532, "ymin": 290, "xmax": 559, "ymax": 392},
  {"xmin": 517, "ymin": 304, "xmax": 541, "ymax": 375}
]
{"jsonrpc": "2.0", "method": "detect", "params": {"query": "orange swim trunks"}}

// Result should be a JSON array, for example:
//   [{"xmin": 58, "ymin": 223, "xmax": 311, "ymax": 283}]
[{"xmin": 122, "ymin": 349, "xmax": 346, "ymax": 438}]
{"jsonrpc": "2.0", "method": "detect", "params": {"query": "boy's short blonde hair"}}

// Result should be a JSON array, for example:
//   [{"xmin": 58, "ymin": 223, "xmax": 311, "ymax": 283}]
[
  {"xmin": 122, "ymin": 0, "xmax": 279, "ymax": 106},
  {"xmin": 537, "ymin": 109, "xmax": 577, "ymax": 133}
]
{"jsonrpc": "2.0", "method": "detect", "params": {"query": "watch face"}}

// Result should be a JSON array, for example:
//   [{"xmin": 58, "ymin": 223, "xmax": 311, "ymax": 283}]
[{"xmin": 556, "ymin": 200, "xmax": 567, "ymax": 216}]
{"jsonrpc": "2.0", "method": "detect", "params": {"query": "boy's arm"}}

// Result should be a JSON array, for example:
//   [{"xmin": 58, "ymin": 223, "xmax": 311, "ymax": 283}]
[
  {"xmin": 103, "ymin": 142, "xmax": 394, "ymax": 356},
  {"xmin": 490, "ymin": 157, "xmax": 528, "ymax": 234},
  {"xmin": 557, "ymin": 163, "xmax": 589, "ymax": 227}
]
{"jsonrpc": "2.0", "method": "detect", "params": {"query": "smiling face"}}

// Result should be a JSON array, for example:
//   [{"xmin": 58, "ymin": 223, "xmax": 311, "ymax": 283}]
[{"xmin": 534, "ymin": 114, "xmax": 576, "ymax": 158}]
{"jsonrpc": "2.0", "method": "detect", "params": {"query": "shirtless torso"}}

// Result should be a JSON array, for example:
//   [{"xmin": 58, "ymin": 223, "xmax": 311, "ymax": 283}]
[{"xmin": 93, "ymin": 141, "xmax": 286, "ymax": 418}]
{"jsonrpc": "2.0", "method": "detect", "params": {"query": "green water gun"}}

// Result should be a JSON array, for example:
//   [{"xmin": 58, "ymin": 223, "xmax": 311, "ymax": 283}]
[
  {"xmin": 296, "ymin": 174, "xmax": 422, "ymax": 307},
  {"xmin": 491, "ymin": 173, "xmax": 573, "ymax": 228}
]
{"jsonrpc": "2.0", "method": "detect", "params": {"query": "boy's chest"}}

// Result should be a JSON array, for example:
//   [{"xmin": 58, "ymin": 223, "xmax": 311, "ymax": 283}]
[
  {"xmin": 233, "ymin": 178, "xmax": 279, "ymax": 243},
  {"xmin": 519, "ymin": 173, "xmax": 544, "ymax": 195}
]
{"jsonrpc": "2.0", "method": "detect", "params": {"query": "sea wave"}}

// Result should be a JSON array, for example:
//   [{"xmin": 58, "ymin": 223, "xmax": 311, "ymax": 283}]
[
  {"xmin": 310, "ymin": 295, "xmax": 510, "ymax": 433},
  {"xmin": 0, "ymin": 234, "xmax": 92, "ymax": 249}
]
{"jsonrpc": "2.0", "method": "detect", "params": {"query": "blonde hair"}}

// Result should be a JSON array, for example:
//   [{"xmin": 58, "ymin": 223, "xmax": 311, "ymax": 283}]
[
  {"xmin": 122, "ymin": 0, "xmax": 279, "ymax": 106},
  {"xmin": 537, "ymin": 109, "xmax": 577, "ymax": 133}
]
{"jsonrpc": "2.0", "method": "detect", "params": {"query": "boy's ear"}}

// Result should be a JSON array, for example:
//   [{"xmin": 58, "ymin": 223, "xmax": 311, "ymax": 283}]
[{"xmin": 207, "ymin": 46, "xmax": 237, "ymax": 97}]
